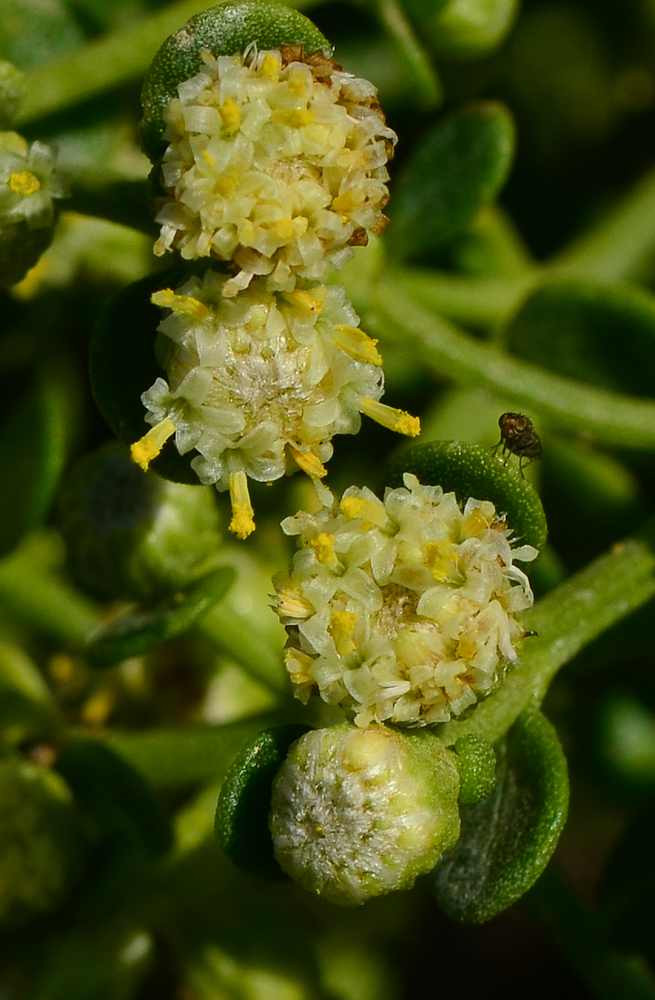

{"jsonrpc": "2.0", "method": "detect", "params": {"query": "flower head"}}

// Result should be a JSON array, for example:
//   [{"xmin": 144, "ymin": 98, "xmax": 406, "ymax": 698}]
[
  {"xmin": 0, "ymin": 131, "xmax": 66, "ymax": 228},
  {"xmin": 152, "ymin": 45, "xmax": 396, "ymax": 291},
  {"xmin": 131, "ymin": 269, "xmax": 419, "ymax": 537},
  {"xmin": 273, "ymin": 473, "xmax": 538, "ymax": 726},
  {"xmin": 269, "ymin": 723, "xmax": 460, "ymax": 905}
]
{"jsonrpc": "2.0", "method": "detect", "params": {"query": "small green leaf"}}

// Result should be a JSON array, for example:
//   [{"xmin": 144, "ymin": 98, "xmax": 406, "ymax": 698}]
[
  {"xmin": 433, "ymin": 709, "xmax": 569, "ymax": 923},
  {"xmin": 504, "ymin": 278, "xmax": 655, "ymax": 398},
  {"xmin": 89, "ymin": 266, "xmax": 201, "ymax": 485},
  {"xmin": 390, "ymin": 102, "xmax": 515, "ymax": 259},
  {"xmin": 215, "ymin": 724, "xmax": 310, "ymax": 881},
  {"xmin": 0, "ymin": 366, "xmax": 73, "ymax": 556},
  {"xmin": 84, "ymin": 565, "xmax": 235, "ymax": 668},
  {"xmin": 385, "ymin": 439, "xmax": 547, "ymax": 549},
  {"xmin": 140, "ymin": 0, "xmax": 333, "ymax": 161}
]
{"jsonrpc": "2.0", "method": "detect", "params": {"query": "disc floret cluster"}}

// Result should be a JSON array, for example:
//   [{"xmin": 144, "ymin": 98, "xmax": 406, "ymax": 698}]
[{"xmin": 132, "ymin": 41, "xmax": 419, "ymax": 537}]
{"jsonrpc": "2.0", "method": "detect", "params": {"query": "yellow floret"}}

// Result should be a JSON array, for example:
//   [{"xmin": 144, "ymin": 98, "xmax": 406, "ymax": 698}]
[{"xmin": 8, "ymin": 171, "xmax": 41, "ymax": 195}]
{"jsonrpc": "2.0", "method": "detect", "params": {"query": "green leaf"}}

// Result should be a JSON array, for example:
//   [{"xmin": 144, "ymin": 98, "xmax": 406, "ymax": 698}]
[
  {"xmin": 0, "ymin": 366, "xmax": 74, "ymax": 557},
  {"xmin": 454, "ymin": 734, "xmax": 497, "ymax": 807},
  {"xmin": 140, "ymin": 0, "xmax": 333, "ymax": 161},
  {"xmin": 385, "ymin": 439, "xmax": 548, "ymax": 549},
  {"xmin": 433, "ymin": 708, "xmax": 569, "ymax": 923},
  {"xmin": 390, "ymin": 101, "xmax": 515, "ymax": 259},
  {"xmin": 503, "ymin": 278, "xmax": 655, "ymax": 398},
  {"xmin": 84, "ymin": 565, "xmax": 235, "ymax": 668},
  {"xmin": 215, "ymin": 723, "xmax": 310, "ymax": 881},
  {"xmin": 0, "ymin": 0, "xmax": 84, "ymax": 69}
]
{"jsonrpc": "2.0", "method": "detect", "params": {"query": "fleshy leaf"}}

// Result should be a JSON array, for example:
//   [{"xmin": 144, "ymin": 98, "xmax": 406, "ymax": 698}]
[
  {"xmin": 140, "ymin": 0, "xmax": 333, "ymax": 161},
  {"xmin": 433, "ymin": 709, "xmax": 569, "ymax": 923},
  {"xmin": 215, "ymin": 724, "xmax": 311, "ymax": 881},
  {"xmin": 503, "ymin": 278, "xmax": 655, "ymax": 398},
  {"xmin": 385, "ymin": 439, "xmax": 547, "ymax": 549},
  {"xmin": 84, "ymin": 566, "xmax": 235, "ymax": 668},
  {"xmin": 390, "ymin": 102, "xmax": 515, "ymax": 259}
]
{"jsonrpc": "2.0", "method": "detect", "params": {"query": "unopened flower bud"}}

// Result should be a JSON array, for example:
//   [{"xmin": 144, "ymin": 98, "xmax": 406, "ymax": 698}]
[
  {"xmin": 269, "ymin": 723, "xmax": 460, "ymax": 905},
  {"xmin": 57, "ymin": 442, "xmax": 221, "ymax": 603}
]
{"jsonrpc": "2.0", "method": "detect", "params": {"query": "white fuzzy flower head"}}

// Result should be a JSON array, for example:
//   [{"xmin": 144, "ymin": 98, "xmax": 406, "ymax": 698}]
[
  {"xmin": 130, "ymin": 269, "xmax": 419, "ymax": 539},
  {"xmin": 0, "ymin": 131, "xmax": 66, "ymax": 228},
  {"xmin": 152, "ymin": 45, "xmax": 396, "ymax": 291},
  {"xmin": 269, "ymin": 723, "xmax": 461, "ymax": 906},
  {"xmin": 273, "ymin": 473, "xmax": 538, "ymax": 726}
]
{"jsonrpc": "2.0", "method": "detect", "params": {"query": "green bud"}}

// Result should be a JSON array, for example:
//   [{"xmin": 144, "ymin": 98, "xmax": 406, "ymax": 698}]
[
  {"xmin": 420, "ymin": 0, "xmax": 519, "ymax": 59},
  {"xmin": 140, "ymin": 0, "xmax": 333, "ymax": 162},
  {"xmin": 0, "ymin": 758, "xmax": 81, "ymax": 926},
  {"xmin": 0, "ymin": 130, "xmax": 67, "ymax": 286},
  {"xmin": 0, "ymin": 61, "xmax": 26, "ymax": 128},
  {"xmin": 57, "ymin": 442, "xmax": 222, "ymax": 603},
  {"xmin": 269, "ymin": 724, "xmax": 461, "ymax": 906}
]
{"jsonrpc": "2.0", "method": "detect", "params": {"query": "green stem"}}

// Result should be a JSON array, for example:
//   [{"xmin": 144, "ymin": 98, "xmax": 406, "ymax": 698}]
[
  {"xmin": 371, "ymin": 279, "xmax": 655, "ymax": 449},
  {"xmin": 199, "ymin": 605, "xmax": 289, "ymax": 697},
  {"xmin": 375, "ymin": 0, "xmax": 442, "ymax": 109},
  {"xmin": 438, "ymin": 517, "xmax": 655, "ymax": 747},
  {"xmin": 525, "ymin": 868, "xmax": 655, "ymax": 1000},
  {"xmin": 15, "ymin": 0, "xmax": 322, "ymax": 127}
]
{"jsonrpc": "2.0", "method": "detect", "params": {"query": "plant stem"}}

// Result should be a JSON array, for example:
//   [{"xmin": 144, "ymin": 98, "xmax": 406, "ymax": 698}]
[
  {"xmin": 15, "ymin": 0, "xmax": 322, "ymax": 127},
  {"xmin": 438, "ymin": 517, "xmax": 655, "ymax": 747},
  {"xmin": 371, "ymin": 280, "xmax": 655, "ymax": 450}
]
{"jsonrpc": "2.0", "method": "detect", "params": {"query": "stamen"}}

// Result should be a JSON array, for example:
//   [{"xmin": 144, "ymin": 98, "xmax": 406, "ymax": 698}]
[
  {"xmin": 130, "ymin": 418, "xmax": 176, "ymax": 470},
  {"xmin": 333, "ymin": 325, "xmax": 382, "ymax": 365},
  {"xmin": 329, "ymin": 610, "xmax": 357, "ymax": 656},
  {"xmin": 309, "ymin": 532, "xmax": 338, "ymax": 567},
  {"xmin": 228, "ymin": 470, "xmax": 256, "ymax": 539},
  {"xmin": 261, "ymin": 54, "xmax": 281, "ymax": 79},
  {"xmin": 358, "ymin": 397, "xmax": 421, "ymax": 437},
  {"xmin": 340, "ymin": 495, "xmax": 391, "ymax": 529},
  {"xmin": 275, "ymin": 588, "xmax": 315, "ymax": 621},
  {"xmin": 289, "ymin": 446, "xmax": 327, "ymax": 479},
  {"xmin": 425, "ymin": 540, "xmax": 460, "ymax": 582},
  {"xmin": 273, "ymin": 107, "xmax": 314, "ymax": 127},
  {"xmin": 151, "ymin": 289, "xmax": 212, "ymax": 321},
  {"xmin": 8, "ymin": 171, "xmax": 41, "ymax": 195},
  {"xmin": 219, "ymin": 97, "xmax": 241, "ymax": 135},
  {"xmin": 283, "ymin": 289, "xmax": 324, "ymax": 315}
]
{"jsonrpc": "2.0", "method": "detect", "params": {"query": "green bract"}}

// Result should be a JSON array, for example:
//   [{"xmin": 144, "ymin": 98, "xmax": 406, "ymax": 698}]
[
  {"xmin": 139, "ymin": 0, "xmax": 333, "ymax": 162},
  {"xmin": 385, "ymin": 439, "xmax": 548, "ymax": 550},
  {"xmin": 215, "ymin": 723, "xmax": 311, "ymax": 881}
]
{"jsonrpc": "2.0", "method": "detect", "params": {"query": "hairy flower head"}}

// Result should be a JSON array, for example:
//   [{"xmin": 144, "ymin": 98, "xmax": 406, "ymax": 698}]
[
  {"xmin": 273, "ymin": 474, "xmax": 538, "ymax": 726},
  {"xmin": 131, "ymin": 269, "xmax": 418, "ymax": 537},
  {"xmin": 269, "ymin": 723, "xmax": 460, "ymax": 905},
  {"xmin": 152, "ymin": 44, "xmax": 396, "ymax": 291}
]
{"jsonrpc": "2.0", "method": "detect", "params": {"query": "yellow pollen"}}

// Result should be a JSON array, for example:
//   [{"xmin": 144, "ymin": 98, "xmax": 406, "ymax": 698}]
[
  {"xmin": 332, "ymin": 190, "xmax": 360, "ymax": 213},
  {"xmin": 272, "ymin": 218, "xmax": 296, "ymax": 241},
  {"xmin": 219, "ymin": 96, "xmax": 241, "ymax": 135},
  {"xmin": 290, "ymin": 446, "xmax": 327, "ymax": 479},
  {"xmin": 309, "ymin": 532, "xmax": 337, "ymax": 565},
  {"xmin": 334, "ymin": 325, "xmax": 383, "ymax": 365},
  {"xmin": 284, "ymin": 288, "xmax": 324, "ymax": 315},
  {"xmin": 329, "ymin": 610, "xmax": 358, "ymax": 656},
  {"xmin": 151, "ymin": 289, "xmax": 212, "ymax": 321},
  {"xmin": 425, "ymin": 540, "xmax": 460, "ymax": 582},
  {"xmin": 8, "ymin": 170, "xmax": 41, "ymax": 195},
  {"xmin": 457, "ymin": 635, "xmax": 479, "ymax": 660},
  {"xmin": 358, "ymin": 397, "xmax": 421, "ymax": 437},
  {"xmin": 215, "ymin": 170, "xmax": 239, "ymax": 197},
  {"xmin": 340, "ymin": 495, "xmax": 390, "ymax": 529},
  {"xmin": 462, "ymin": 507, "xmax": 494, "ymax": 539},
  {"xmin": 130, "ymin": 418, "xmax": 176, "ymax": 471},
  {"xmin": 284, "ymin": 647, "xmax": 314, "ymax": 687},
  {"xmin": 273, "ymin": 107, "xmax": 314, "ymax": 127},
  {"xmin": 201, "ymin": 149, "xmax": 216, "ymax": 169},
  {"xmin": 228, "ymin": 470, "xmax": 256, "ymax": 539},
  {"xmin": 261, "ymin": 53, "xmax": 281, "ymax": 79},
  {"xmin": 275, "ymin": 588, "xmax": 315, "ymax": 620}
]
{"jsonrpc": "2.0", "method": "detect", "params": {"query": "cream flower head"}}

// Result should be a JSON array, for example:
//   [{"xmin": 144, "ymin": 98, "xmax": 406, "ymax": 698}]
[
  {"xmin": 130, "ymin": 269, "xmax": 419, "ymax": 538},
  {"xmin": 152, "ymin": 44, "xmax": 396, "ymax": 292},
  {"xmin": 273, "ymin": 474, "xmax": 538, "ymax": 726}
]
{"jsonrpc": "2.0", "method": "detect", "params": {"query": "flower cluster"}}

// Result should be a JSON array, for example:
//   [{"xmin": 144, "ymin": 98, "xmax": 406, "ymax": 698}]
[
  {"xmin": 273, "ymin": 474, "xmax": 538, "ymax": 726},
  {"xmin": 0, "ymin": 131, "xmax": 66, "ymax": 229},
  {"xmin": 132, "ymin": 41, "xmax": 418, "ymax": 537},
  {"xmin": 153, "ymin": 45, "xmax": 396, "ymax": 293}
]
